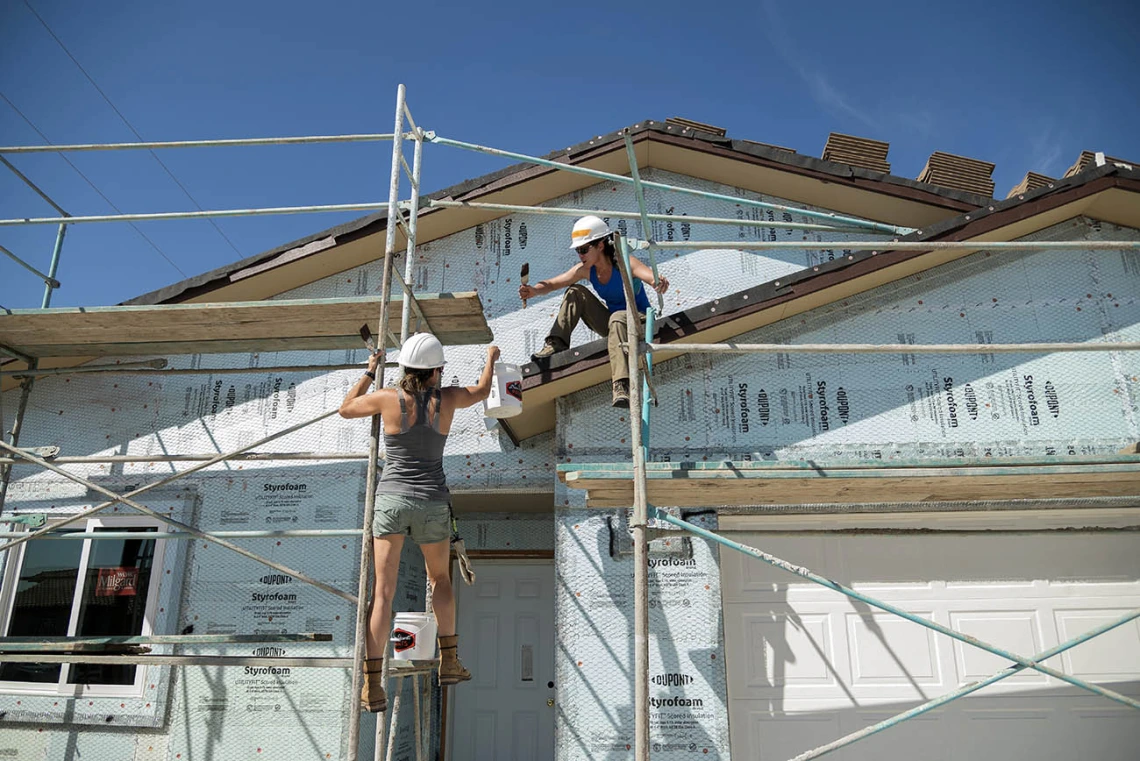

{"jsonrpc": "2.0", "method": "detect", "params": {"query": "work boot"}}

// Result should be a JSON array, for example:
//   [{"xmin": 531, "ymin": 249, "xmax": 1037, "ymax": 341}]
[
  {"xmin": 531, "ymin": 337, "xmax": 568, "ymax": 362},
  {"xmin": 612, "ymin": 379, "xmax": 630, "ymax": 409},
  {"xmin": 360, "ymin": 658, "xmax": 387, "ymax": 712},
  {"xmin": 437, "ymin": 635, "xmax": 472, "ymax": 685}
]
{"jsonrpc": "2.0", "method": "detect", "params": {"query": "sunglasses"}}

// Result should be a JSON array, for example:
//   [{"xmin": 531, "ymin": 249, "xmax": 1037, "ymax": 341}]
[{"xmin": 575, "ymin": 242, "xmax": 595, "ymax": 256}]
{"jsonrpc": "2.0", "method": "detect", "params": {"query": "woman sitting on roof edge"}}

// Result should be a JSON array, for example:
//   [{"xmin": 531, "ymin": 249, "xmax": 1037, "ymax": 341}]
[
  {"xmin": 339, "ymin": 333, "xmax": 500, "ymax": 712},
  {"xmin": 518, "ymin": 215, "xmax": 669, "ymax": 408}
]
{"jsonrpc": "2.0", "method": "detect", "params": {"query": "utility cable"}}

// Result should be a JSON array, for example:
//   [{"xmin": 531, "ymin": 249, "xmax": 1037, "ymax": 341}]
[
  {"xmin": 0, "ymin": 91, "xmax": 187, "ymax": 278},
  {"xmin": 22, "ymin": 0, "xmax": 242, "ymax": 258}
]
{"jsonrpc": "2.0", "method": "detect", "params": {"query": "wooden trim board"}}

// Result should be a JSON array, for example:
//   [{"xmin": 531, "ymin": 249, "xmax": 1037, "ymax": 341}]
[{"xmin": 558, "ymin": 457, "xmax": 1140, "ymax": 508}]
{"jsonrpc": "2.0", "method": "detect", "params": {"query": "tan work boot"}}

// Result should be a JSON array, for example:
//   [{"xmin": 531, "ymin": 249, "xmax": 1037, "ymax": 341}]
[
  {"xmin": 360, "ymin": 658, "xmax": 387, "ymax": 712},
  {"xmin": 437, "ymin": 635, "xmax": 472, "ymax": 685},
  {"xmin": 612, "ymin": 379, "xmax": 630, "ymax": 409},
  {"xmin": 531, "ymin": 337, "xmax": 568, "ymax": 362}
]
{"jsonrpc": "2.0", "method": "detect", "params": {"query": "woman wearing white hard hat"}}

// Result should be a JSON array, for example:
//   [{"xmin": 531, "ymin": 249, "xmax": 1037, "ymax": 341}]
[
  {"xmin": 518, "ymin": 215, "xmax": 668, "ymax": 407},
  {"xmin": 339, "ymin": 333, "xmax": 500, "ymax": 712}
]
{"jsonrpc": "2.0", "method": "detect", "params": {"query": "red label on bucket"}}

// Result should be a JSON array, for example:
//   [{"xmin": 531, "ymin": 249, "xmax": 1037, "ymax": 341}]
[
  {"xmin": 505, "ymin": 380, "xmax": 522, "ymax": 401},
  {"xmin": 392, "ymin": 628, "xmax": 416, "ymax": 653}
]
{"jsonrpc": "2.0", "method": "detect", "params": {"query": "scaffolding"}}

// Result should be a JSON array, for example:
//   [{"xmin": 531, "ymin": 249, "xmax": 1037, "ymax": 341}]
[
  {"xmin": 2, "ymin": 83, "xmax": 1139, "ymax": 760},
  {"xmin": 0, "ymin": 84, "xmax": 448, "ymax": 761}
]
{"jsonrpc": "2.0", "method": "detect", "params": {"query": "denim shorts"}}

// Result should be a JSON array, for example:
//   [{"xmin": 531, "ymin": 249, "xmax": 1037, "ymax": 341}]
[{"xmin": 372, "ymin": 493, "xmax": 451, "ymax": 544}]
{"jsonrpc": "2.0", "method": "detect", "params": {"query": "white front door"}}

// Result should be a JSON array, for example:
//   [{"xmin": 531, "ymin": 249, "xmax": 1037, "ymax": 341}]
[{"xmin": 448, "ymin": 560, "xmax": 556, "ymax": 761}]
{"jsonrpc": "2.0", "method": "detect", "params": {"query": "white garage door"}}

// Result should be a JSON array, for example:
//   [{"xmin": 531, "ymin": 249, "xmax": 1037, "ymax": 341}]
[{"xmin": 720, "ymin": 519, "xmax": 1140, "ymax": 761}]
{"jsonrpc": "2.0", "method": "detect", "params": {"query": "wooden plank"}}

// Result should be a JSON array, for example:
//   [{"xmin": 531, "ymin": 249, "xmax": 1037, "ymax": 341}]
[
  {"xmin": 573, "ymin": 473, "xmax": 1140, "ymax": 508},
  {"xmin": 560, "ymin": 459, "xmax": 1140, "ymax": 508},
  {"xmin": 559, "ymin": 454, "xmax": 1140, "ymax": 474},
  {"xmin": 0, "ymin": 293, "xmax": 492, "ymax": 358}
]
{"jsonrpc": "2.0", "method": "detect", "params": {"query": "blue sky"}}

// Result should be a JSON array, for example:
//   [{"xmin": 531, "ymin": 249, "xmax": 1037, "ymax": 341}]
[{"xmin": 2, "ymin": 0, "xmax": 1138, "ymax": 310}]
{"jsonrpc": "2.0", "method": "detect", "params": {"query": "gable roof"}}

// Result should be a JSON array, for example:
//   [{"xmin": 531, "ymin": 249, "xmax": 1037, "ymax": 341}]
[
  {"xmin": 122, "ymin": 120, "xmax": 991, "ymax": 307},
  {"xmin": 502, "ymin": 162, "xmax": 1140, "ymax": 442}
]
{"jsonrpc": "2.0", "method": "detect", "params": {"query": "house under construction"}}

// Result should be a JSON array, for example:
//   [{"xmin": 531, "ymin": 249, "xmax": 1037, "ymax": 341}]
[{"xmin": 1, "ymin": 86, "xmax": 1139, "ymax": 760}]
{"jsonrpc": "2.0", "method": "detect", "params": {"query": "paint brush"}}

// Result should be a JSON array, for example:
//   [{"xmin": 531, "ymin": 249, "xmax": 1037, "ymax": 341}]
[{"xmin": 520, "ymin": 262, "xmax": 530, "ymax": 308}]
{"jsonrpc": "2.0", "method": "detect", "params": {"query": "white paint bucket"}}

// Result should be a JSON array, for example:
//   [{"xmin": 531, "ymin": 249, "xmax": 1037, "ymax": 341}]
[
  {"xmin": 391, "ymin": 612, "xmax": 437, "ymax": 660},
  {"xmin": 483, "ymin": 361, "xmax": 523, "ymax": 419}
]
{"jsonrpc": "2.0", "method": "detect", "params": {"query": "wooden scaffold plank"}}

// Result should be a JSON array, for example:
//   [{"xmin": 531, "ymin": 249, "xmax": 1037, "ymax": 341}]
[{"xmin": 0, "ymin": 293, "xmax": 491, "ymax": 359}]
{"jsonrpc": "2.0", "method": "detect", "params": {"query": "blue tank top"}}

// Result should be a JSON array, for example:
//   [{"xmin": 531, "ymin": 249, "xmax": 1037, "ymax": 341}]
[{"xmin": 589, "ymin": 264, "xmax": 650, "ymax": 314}]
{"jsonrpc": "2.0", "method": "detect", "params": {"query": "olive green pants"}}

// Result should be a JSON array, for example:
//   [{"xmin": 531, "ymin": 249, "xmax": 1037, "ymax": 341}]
[{"xmin": 546, "ymin": 284, "xmax": 644, "ymax": 385}]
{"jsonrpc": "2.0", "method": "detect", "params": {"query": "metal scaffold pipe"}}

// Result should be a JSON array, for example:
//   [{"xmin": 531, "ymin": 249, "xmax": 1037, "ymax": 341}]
[
  {"xmin": 0, "ymin": 201, "xmax": 392, "ymax": 227},
  {"xmin": 42, "ymin": 223, "xmax": 68, "ymax": 308},
  {"xmin": 0, "ymin": 452, "xmax": 370, "ymax": 465},
  {"xmin": 428, "ymin": 133, "xmax": 912, "ymax": 235},
  {"xmin": 622, "ymin": 130, "xmax": 663, "ymax": 312},
  {"xmin": 0, "ymin": 133, "xmax": 396, "ymax": 153},
  {"xmin": 615, "ymin": 234, "xmax": 650, "ymax": 761},
  {"xmin": 348, "ymin": 81, "xmax": 410, "ymax": 761},
  {"xmin": 648, "ymin": 341, "xmax": 1140, "ymax": 355},
  {"xmin": 401, "ymin": 128, "xmax": 425, "ymax": 343},
  {"xmin": 0, "ymin": 360, "xmax": 398, "ymax": 379},
  {"xmin": 651, "ymin": 239, "xmax": 1140, "ymax": 251},
  {"xmin": 0, "ymin": 529, "xmax": 365, "ymax": 539},
  {"xmin": 0, "ymin": 242, "xmax": 61, "ymax": 287},
  {"xmin": 0, "ymin": 633, "xmax": 333, "ymax": 650},
  {"xmin": 0, "ymin": 653, "xmax": 356, "ymax": 668},
  {"xmin": 417, "ymin": 199, "xmax": 872, "ymax": 233},
  {"xmin": 1, "ymin": 156, "xmax": 69, "ymax": 216}
]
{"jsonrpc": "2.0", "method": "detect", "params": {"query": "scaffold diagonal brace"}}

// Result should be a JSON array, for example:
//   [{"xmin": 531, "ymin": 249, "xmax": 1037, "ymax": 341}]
[
  {"xmin": 0, "ymin": 342, "xmax": 35, "ymax": 365},
  {"xmin": 0, "ymin": 439, "xmax": 357, "ymax": 604},
  {"xmin": 622, "ymin": 130, "xmax": 663, "ymax": 313}
]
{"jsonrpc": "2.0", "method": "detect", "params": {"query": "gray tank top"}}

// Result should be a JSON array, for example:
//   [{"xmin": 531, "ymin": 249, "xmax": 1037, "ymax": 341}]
[{"xmin": 376, "ymin": 388, "xmax": 450, "ymax": 500}]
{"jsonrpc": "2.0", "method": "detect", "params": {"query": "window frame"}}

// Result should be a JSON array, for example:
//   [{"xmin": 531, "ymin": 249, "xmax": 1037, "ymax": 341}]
[{"xmin": 0, "ymin": 514, "xmax": 168, "ymax": 699}]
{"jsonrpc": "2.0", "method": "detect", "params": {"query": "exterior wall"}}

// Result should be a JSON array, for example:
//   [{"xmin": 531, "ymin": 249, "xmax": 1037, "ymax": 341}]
[
  {"xmin": 559, "ymin": 217, "xmax": 1140, "ymax": 463},
  {"xmin": 553, "ymin": 216, "xmax": 1140, "ymax": 759},
  {"xmin": 1, "ymin": 157, "xmax": 1136, "ymax": 761}
]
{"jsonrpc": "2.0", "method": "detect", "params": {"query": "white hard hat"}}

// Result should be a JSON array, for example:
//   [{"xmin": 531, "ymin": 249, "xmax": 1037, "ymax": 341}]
[
  {"xmin": 569, "ymin": 215, "xmax": 611, "ymax": 250},
  {"xmin": 398, "ymin": 333, "xmax": 445, "ymax": 369}
]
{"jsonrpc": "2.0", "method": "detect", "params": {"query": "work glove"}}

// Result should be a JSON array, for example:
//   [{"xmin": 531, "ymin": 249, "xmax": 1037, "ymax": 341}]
[{"xmin": 453, "ymin": 538, "xmax": 476, "ymax": 585}]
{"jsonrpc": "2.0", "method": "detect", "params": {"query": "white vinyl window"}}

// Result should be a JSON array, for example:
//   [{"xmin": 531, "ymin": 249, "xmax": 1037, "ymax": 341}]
[{"xmin": 0, "ymin": 516, "xmax": 166, "ymax": 698}]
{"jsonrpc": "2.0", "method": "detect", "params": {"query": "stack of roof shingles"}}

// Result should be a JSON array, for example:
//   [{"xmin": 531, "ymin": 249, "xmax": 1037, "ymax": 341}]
[
  {"xmin": 664, "ymin": 117, "xmax": 727, "ymax": 137},
  {"xmin": 1063, "ymin": 150, "xmax": 1135, "ymax": 178},
  {"xmin": 917, "ymin": 151, "xmax": 995, "ymax": 197},
  {"xmin": 1005, "ymin": 172, "xmax": 1055, "ymax": 199},
  {"xmin": 821, "ymin": 132, "xmax": 891, "ymax": 174}
]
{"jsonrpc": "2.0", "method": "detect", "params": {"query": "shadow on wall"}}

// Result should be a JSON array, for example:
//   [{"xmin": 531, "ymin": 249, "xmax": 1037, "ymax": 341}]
[{"xmin": 553, "ymin": 509, "xmax": 728, "ymax": 760}]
